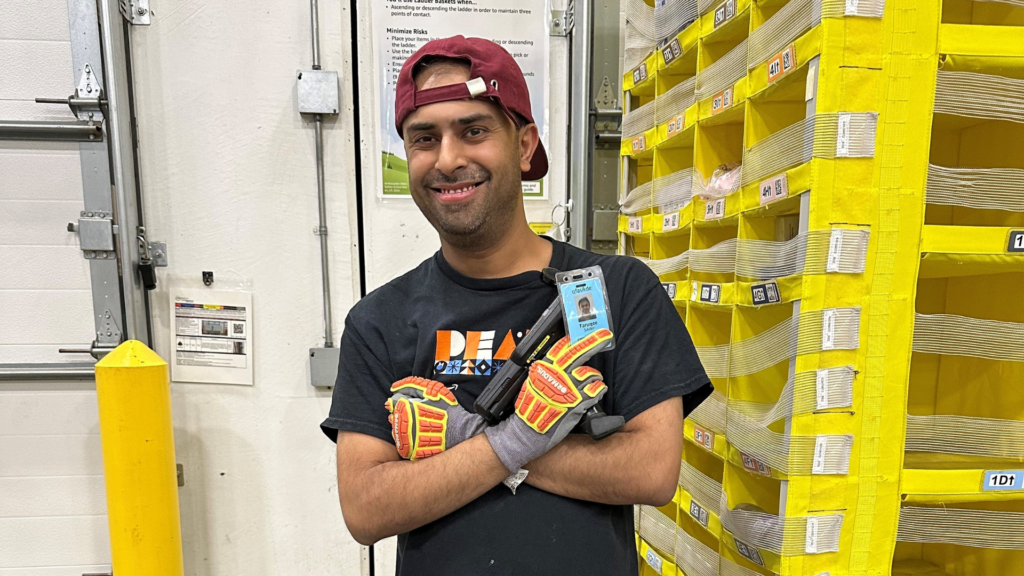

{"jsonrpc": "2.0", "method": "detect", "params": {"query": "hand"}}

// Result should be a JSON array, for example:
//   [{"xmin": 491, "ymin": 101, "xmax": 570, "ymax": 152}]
[
  {"xmin": 385, "ymin": 377, "xmax": 487, "ymax": 460},
  {"xmin": 484, "ymin": 329, "xmax": 613, "ymax": 473}
]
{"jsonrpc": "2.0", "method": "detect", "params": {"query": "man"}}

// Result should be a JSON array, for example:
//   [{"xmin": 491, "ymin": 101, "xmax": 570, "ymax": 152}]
[
  {"xmin": 577, "ymin": 295, "xmax": 597, "ymax": 322},
  {"xmin": 321, "ymin": 36, "xmax": 711, "ymax": 575}
]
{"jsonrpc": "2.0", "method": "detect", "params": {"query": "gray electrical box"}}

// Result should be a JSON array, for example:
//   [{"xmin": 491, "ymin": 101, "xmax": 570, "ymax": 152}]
[
  {"xmin": 310, "ymin": 346, "xmax": 341, "ymax": 388},
  {"xmin": 297, "ymin": 70, "xmax": 340, "ymax": 115}
]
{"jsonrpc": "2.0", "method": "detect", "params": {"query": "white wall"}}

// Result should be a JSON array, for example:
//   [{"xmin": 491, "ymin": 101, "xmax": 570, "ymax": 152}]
[
  {"xmin": 1, "ymin": 0, "xmax": 364, "ymax": 574},
  {"xmin": 3, "ymin": 0, "xmax": 572, "ymax": 573},
  {"xmin": 0, "ymin": 2, "xmax": 112, "ymax": 574},
  {"xmin": 355, "ymin": 0, "xmax": 572, "ymax": 293},
  {"xmin": 131, "ymin": 0, "xmax": 362, "ymax": 574}
]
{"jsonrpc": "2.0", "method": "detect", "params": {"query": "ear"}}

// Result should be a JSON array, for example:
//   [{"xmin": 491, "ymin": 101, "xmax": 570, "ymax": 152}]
[{"xmin": 517, "ymin": 123, "xmax": 541, "ymax": 174}]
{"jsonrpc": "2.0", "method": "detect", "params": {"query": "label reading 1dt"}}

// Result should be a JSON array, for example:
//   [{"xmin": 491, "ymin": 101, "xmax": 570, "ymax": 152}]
[
  {"xmin": 984, "ymin": 470, "xmax": 1024, "ymax": 491},
  {"xmin": 1008, "ymin": 230, "xmax": 1024, "ymax": 253}
]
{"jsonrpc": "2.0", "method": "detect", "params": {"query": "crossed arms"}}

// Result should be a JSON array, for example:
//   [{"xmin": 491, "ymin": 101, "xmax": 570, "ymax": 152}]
[{"xmin": 335, "ymin": 396, "xmax": 682, "ymax": 546}]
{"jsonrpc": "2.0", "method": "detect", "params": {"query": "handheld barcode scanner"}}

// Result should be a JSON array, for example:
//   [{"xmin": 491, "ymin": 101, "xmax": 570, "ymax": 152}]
[{"xmin": 473, "ymin": 269, "xmax": 625, "ymax": 440}]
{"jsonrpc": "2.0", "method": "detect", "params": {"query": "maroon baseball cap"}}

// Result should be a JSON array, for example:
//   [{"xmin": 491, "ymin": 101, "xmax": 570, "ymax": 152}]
[{"xmin": 394, "ymin": 35, "xmax": 548, "ymax": 181}]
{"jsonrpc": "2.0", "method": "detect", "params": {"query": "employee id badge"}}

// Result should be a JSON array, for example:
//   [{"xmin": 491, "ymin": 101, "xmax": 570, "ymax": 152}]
[{"xmin": 556, "ymin": 266, "xmax": 615, "ymax": 350}]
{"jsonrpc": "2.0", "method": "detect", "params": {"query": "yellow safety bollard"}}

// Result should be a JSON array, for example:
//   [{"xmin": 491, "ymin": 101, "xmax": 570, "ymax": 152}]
[{"xmin": 95, "ymin": 340, "xmax": 184, "ymax": 576}]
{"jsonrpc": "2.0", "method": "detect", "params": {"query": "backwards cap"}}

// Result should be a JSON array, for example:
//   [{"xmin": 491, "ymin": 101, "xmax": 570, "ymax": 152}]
[{"xmin": 394, "ymin": 35, "xmax": 548, "ymax": 181}]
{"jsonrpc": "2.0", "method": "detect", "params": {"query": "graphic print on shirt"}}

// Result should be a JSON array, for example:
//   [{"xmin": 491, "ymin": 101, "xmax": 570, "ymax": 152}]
[{"xmin": 434, "ymin": 329, "xmax": 518, "ymax": 376}]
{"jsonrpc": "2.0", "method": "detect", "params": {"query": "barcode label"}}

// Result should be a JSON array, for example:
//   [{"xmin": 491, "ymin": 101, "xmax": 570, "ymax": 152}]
[
  {"xmin": 662, "ymin": 282, "xmax": 677, "ymax": 299},
  {"xmin": 827, "ymin": 229, "xmax": 844, "ymax": 272},
  {"xmin": 836, "ymin": 113, "xmax": 852, "ymax": 157},
  {"xmin": 691, "ymin": 282, "xmax": 699, "ymax": 301},
  {"xmin": 821, "ymin": 309, "xmax": 836, "ymax": 350},
  {"xmin": 816, "ymin": 369, "xmax": 830, "ymax": 409},
  {"xmin": 806, "ymin": 517, "xmax": 820, "ymax": 553},
  {"xmin": 813, "ymin": 436, "xmax": 829, "ymax": 474}
]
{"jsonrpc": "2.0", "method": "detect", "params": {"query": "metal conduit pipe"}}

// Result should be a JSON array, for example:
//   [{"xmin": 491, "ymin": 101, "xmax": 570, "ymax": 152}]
[
  {"xmin": 0, "ymin": 120, "xmax": 103, "ymax": 142},
  {"xmin": 0, "ymin": 363, "xmax": 96, "ymax": 381},
  {"xmin": 310, "ymin": 0, "xmax": 334, "ymax": 348}
]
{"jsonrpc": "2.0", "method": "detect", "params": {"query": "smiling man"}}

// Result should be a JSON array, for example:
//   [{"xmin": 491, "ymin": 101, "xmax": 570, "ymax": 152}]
[{"xmin": 321, "ymin": 36, "xmax": 711, "ymax": 575}]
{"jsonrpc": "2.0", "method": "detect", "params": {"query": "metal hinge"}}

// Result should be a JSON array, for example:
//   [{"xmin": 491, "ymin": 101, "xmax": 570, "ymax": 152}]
[
  {"xmin": 551, "ymin": 3, "xmax": 575, "ymax": 36},
  {"xmin": 550, "ymin": 10, "xmax": 568, "ymax": 36},
  {"xmin": 70, "ymin": 211, "xmax": 115, "ymax": 260},
  {"xmin": 119, "ymin": 0, "xmax": 151, "ymax": 25}
]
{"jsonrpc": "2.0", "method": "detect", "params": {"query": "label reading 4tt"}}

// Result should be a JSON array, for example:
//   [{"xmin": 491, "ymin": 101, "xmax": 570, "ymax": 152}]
[
  {"xmin": 767, "ymin": 44, "xmax": 797, "ymax": 83},
  {"xmin": 714, "ymin": 0, "xmax": 737, "ymax": 28},
  {"xmin": 689, "ymin": 500, "xmax": 711, "ymax": 528},
  {"xmin": 1008, "ymin": 230, "xmax": 1024, "ymax": 253}
]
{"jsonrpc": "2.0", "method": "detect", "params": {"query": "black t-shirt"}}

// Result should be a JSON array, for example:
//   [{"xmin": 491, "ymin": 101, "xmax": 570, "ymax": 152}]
[{"xmin": 321, "ymin": 239, "xmax": 711, "ymax": 576}]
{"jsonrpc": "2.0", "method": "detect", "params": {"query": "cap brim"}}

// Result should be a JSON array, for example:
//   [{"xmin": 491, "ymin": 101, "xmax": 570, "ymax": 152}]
[{"xmin": 522, "ymin": 139, "xmax": 548, "ymax": 182}]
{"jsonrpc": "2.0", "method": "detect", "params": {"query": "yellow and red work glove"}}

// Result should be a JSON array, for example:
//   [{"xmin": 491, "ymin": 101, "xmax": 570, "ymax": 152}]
[
  {"xmin": 484, "ymin": 329, "xmax": 614, "ymax": 473},
  {"xmin": 385, "ymin": 376, "xmax": 486, "ymax": 460}
]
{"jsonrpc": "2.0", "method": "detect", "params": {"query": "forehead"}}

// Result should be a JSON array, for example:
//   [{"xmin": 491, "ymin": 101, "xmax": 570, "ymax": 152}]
[
  {"xmin": 403, "ymin": 64, "xmax": 509, "ymax": 133},
  {"xmin": 403, "ymin": 97, "xmax": 504, "ymax": 132}
]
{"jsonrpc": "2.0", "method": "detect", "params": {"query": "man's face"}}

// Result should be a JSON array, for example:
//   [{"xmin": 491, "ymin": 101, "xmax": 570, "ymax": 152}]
[
  {"xmin": 579, "ymin": 298, "xmax": 591, "ymax": 315},
  {"xmin": 402, "ymin": 63, "xmax": 537, "ymax": 248}
]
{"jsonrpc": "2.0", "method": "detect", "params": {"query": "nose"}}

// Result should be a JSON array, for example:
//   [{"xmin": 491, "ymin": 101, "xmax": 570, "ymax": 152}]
[{"xmin": 435, "ymin": 133, "xmax": 469, "ymax": 176}]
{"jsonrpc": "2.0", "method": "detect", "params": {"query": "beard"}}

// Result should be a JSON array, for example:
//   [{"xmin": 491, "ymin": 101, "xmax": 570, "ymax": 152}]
[{"xmin": 410, "ymin": 158, "xmax": 521, "ymax": 251}]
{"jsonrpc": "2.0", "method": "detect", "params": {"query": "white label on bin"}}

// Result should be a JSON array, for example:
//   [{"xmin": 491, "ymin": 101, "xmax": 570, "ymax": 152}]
[
  {"xmin": 845, "ymin": 0, "xmax": 860, "ymax": 14},
  {"xmin": 628, "ymin": 216, "xmax": 643, "ymax": 233},
  {"xmin": 805, "ymin": 517, "xmax": 820, "ymax": 553},
  {"xmin": 816, "ymin": 369, "xmax": 830, "ymax": 409},
  {"xmin": 813, "ymin": 436, "xmax": 829, "ymax": 474},
  {"xmin": 645, "ymin": 549, "xmax": 663, "ymax": 573},
  {"xmin": 663, "ymin": 211, "xmax": 680, "ymax": 231},
  {"xmin": 836, "ymin": 113, "xmax": 852, "ymax": 157},
  {"xmin": 806, "ymin": 61, "xmax": 818, "ymax": 101},
  {"xmin": 822, "ymin": 309, "xmax": 837, "ymax": 350},
  {"xmin": 827, "ymin": 229, "xmax": 844, "ymax": 272}
]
